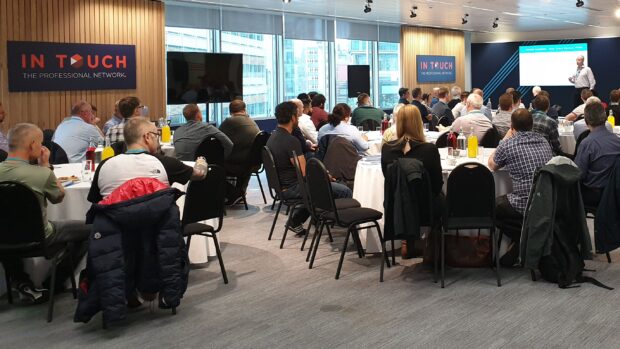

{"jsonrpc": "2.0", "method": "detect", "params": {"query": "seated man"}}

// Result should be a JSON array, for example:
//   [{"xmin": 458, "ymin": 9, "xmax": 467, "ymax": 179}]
[
  {"xmin": 573, "ymin": 97, "xmax": 613, "ymax": 140},
  {"xmin": 351, "ymin": 93, "xmax": 384, "ymax": 128},
  {"xmin": 450, "ymin": 93, "xmax": 492, "ymax": 141},
  {"xmin": 489, "ymin": 109, "xmax": 554, "ymax": 267},
  {"xmin": 219, "ymin": 100, "xmax": 260, "ymax": 204},
  {"xmin": 53, "ymin": 101, "xmax": 104, "ymax": 163},
  {"xmin": 492, "ymin": 93, "xmax": 513, "ymax": 138},
  {"xmin": 575, "ymin": 101, "xmax": 620, "ymax": 207},
  {"xmin": 102, "ymin": 99, "xmax": 123, "ymax": 135},
  {"xmin": 173, "ymin": 104, "xmax": 233, "ymax": 161},
  {"xmin": 0, "ymin": 123, "xmax": 90, "ymax": 303},
  {"xmin": 266, "ymin": 101, "xmax": 352, "ymax": 235},
  {"xmin": 430, "ymin": 87, "xmax": 455, "ymax": 126},
  {"xmin": 88, "ymin": 117, "xmax": 205, "ymax": 203},
  {"xmin": 310, "ymin": 94, "xmax": 329, "ymax": 130},
  {"xmin": 105, "ymin": 96, "xmax": 143, "ymax": 146},
  {"xmin": 565, "ymin": 88, "xmax": 594, "ymax": 121},
  {"xmin": 530, "ymin": 94, "xmax": 562, "ymax": 155}
]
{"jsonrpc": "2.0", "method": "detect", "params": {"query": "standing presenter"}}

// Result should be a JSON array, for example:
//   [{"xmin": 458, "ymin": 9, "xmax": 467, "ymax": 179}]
[{"xmin": 568, "ymin": 55, "xmax": 596, "ymax": 108}]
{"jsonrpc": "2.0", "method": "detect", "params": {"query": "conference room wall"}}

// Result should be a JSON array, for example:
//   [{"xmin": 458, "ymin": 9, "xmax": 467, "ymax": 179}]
[
  {"xmin": 400, "ymin": 26, "xmax": 465, "ymax": 96},
  {"xmin": 0, "ymin": 0, "xmax": 165, "ymax": 131},
  {"xmin": 471, "ymin": 37, "xmax": 620, "ymax": 114}
]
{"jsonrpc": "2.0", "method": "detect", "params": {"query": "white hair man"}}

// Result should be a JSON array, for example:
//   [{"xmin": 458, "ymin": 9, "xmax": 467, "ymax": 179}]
[
  {"xmin": 451, "ymin": 93, "xmax": 493, "ymax": 141},
  {"xmin": 448, "ymin": 86, "xmax": 462, "ymax": 109}
]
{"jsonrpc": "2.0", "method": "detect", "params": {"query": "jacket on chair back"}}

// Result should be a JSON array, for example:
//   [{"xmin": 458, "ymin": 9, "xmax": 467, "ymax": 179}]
[
  {"xmin": 594, "ymin": 157, "xmax": 620, "ymax": 254},
  {"xmin": 74, "ymin": 178, "xmax": 188, "ymax": 325}
]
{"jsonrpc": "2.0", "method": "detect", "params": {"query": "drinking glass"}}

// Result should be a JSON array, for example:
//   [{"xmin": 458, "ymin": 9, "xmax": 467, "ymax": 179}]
[
  {"xmin": 375, "ymin": 126, "xmax": 381, "ymax": 132},
  {"xmin": 478, "ymin": 146, "xmax": 485, "ymax": 162},
  {"xmin": 81, "ymin": 160, "xmax": 93, "ymax": 182},
  {"xmin": 358, "ymin": 126, "xmax": 364, "ymax": 132}
]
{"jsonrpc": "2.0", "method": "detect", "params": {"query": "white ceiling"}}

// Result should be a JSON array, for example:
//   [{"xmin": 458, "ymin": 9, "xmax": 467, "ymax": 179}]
[{"xmin": 170, "ymin": 0, "xmax": 620, "ymax": 33}]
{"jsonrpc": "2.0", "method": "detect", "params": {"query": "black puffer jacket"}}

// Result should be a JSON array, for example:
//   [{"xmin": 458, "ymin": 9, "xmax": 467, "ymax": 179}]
[{"xmin": 74, "ymin": 187, "xmax": 188, "ymax": 325}]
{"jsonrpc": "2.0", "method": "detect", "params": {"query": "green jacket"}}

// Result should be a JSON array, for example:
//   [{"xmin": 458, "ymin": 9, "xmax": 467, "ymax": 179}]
[{"xmin": 351, "ymin": 106, "xmax": 384, "ymax": 126}]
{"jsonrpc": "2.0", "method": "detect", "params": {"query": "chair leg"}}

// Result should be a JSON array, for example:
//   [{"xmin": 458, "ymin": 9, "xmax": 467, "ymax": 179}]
[
  {"xmin": 325, "ymin": 224, "xmax": 334, "ymax": 242},
  {"xmin": 47, "ymin": 257, "xmax": 59, "ymax": 322},
  {"xmin": 493, "ymin": 228, "xmax": 501, "ymax": 287},
  {"xmin": 309, "ymin": 222, "xmax": 325, "ymax": 269},
  {"xmin": 441, "ymin": 230, "xmax": 446, "ymax": 288},
  {"xmin": 268, "ymin": 201, "xmax": 282, "ymax": 240},
  {"xmin": 335, "ymin": 230, "xmax": 352, "ymax": 280},
  {"xmin": 530, "ymin": 269, "xmax": 537, "ymax": 281},
  {"xmin": 306, "ymin": 221, "xmax": 322, "ymax": 262},
  {"xmin": 375, "ymin": 224, "xmax": 388, "ymax": 282},
  {"xmin": 243, "ymin": 194, "xmax": 249, "ymax": 210},
  {"xmin": 391, "ymin": 239, "xmax": 396, "ymax": 265},
  {"xmin": 210, "ymin": 233, "xmax": 228, "ymax": 284},
  {"xmin": 255, "ymin": 173, "xmax": 267, "ymax": 204},
  {"xmin": 4, "ymin": 266, "xmax": 13, "ymax": 304},
  {"xmin": 301, "ymin": 219, "xmax": 313, "ymax": 251},
  {"xmin": 68, "ymin": 248, "xmax": 78, "ymax": 299},
  {"xmin": 285, "ymin": 205, "xmax": 291, "ymax": 216},
  {"xmin": 606, "ymin": 252, "xmax": 612, "ymax": 263},
  {"xmin": 351, "ymin": 230, "xmax": 364, "ymax": 258},
  {"xmin": 279, "ymin": 226, "xmax": 290, "ymax": 249},
  {"xmin": 433, "ymin": 226, "xmax": 438, "ymax": 283},
  {"xmin": 186, "ymin": 235, "xmax": 193, "ymax": 251}
]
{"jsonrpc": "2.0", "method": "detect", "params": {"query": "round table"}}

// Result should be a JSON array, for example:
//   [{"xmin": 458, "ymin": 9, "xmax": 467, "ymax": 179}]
[
  {"xmin": 352, "ymin": 147, "xmax": 512, "ymax": 253},
  {"xmin": 365, "ymin": 130, "xmax": 445, "ymax": 156}
]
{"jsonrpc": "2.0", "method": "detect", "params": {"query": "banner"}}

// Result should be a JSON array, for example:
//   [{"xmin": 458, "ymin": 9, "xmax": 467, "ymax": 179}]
[
  {"xmin": 7, "ymin": 41, "xmax": 136, "ymax": 92},
  {"xmin": 416, "ymin": 55, "xmax": 456, "ymax": 83}
]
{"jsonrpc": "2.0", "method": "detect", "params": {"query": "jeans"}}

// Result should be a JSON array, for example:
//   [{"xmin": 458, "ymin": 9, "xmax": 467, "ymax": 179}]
[
  {"xmin": 281, "ymin": 181, "xmax": 352, "ymax": 227},
  {"xmin": 495, "ymin": 195, "xmax": 524, "ymax": 242}
]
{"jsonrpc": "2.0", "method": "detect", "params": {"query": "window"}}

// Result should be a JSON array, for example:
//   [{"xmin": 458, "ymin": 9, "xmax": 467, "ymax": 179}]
[
  {"xmin": 378, "ymin": 42, "xmax": 400, "ymax": 109},
  {"xmin": 283, "ymin": 39, "xmax": 330, "ymax": 103},
  {"xmin": 335, "ymin": 39, "xmax": 373, "ymax": 109}
]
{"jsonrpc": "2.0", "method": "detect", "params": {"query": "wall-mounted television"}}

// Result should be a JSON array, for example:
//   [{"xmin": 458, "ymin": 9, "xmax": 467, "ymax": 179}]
[{"xmin": 166, "ymin": 52, "xmax": 243, "ymax": 104}]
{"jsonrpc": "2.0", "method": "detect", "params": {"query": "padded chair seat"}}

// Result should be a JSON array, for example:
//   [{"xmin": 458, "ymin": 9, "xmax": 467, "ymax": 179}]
[
  {"xmin": 335, "ymin": 198, "xmax": 361, "ymax": 210},
  {"xmin": 444, "ymin": 217, "xmax": 494, "ymax": 230},
  {"xmin": 324, "ymin": 207, "xmax": 383, "ymax": 226},
  {"xmin": 183, "ymin": 222, "xmax": 215, "ymax": 236}
]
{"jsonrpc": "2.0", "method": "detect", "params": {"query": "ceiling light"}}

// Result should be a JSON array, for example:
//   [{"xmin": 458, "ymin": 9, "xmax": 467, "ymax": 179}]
[
  {"xmin": 282, "ymin": 0, "xmax": 291, "ymax": 3},
  {"xmin": 462, "ymin": 13, "xmax": 469, "ymax": 24},
  {"xmin": 410, "ymin": 6, "xmax": 418, "ymax": 18},
  {"xmin": 576, "ymin": 0, "xmax": 584, "ymax": 7},
  {"xmin": 492, "ymin": 18, "xmax": 499, "ymax": 29},
  {"xmin": 615, "ymin": 8, "xmax": 620, "ymax": 18}
]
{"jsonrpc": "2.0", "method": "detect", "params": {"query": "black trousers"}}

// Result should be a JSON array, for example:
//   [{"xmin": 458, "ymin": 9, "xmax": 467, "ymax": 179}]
[
  {"xmin": 581, "ymin": 184, "xmax": 603, "ymax": 208},
  {"xmin": 495, "ymin": 195, "xmax": 524, "ymax": 242},
  {"xmin": 224, "ymin": 163, "xmax": 255, "ymax": 201},
  {"xmin": 2, "ymin": 221, "xmax": 90, "ymax": 287},
  {"xmin": 574, "ymin": 87, "xmax": 589, "ymax": 109}
]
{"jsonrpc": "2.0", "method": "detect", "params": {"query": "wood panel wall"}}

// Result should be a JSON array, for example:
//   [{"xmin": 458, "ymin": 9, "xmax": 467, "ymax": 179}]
[
  {"xmin": 400, "ymin": 26, "xmax": 465, "ymax": 94},
  {"xmin": 0, "ymin": 0, "xmax": 165, "ymax": 132}
]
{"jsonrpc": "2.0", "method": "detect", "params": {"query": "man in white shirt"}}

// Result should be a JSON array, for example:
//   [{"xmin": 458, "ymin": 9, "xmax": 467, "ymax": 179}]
[
  {"xmin": 568, "ymin": 55, "xmax": 596, "ymax": 108},
  {"xmin": 565, "ymin": 88, "xmax": 594, "ymax": 121},
  {"xmin": 451, "ymin": 93, "xmax": 493, "ymax": 141},
  {"xmin": 291, "ymin": 98, "xmax": 318, "ymax": 145},
  {"xmin": 459, "ymin": 88, "xmax": 492, "ymax": 120}
]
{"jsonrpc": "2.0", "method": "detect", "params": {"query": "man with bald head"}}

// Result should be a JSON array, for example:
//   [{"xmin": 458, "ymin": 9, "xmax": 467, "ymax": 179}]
[
  {"xmin": 450, "ymin": 93, "xmax": 493, "ymax": 140},
  {"xmin": 53, "ymin": 100, "xmax": 104, "ymax": 163},
  {"xmin": 458, "ymin": 88, "xmax": 492, "ymax": 120},
  {"xmin": 0, "ymin": 123, "xmax": 90, "ymax": 303},
  {"xmin": 569, "ymin": 55, "xmax": 596, "ymax": 108}
]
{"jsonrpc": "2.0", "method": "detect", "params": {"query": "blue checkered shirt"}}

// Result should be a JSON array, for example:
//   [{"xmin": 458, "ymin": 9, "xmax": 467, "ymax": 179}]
[
  {"xmin": 494, "ymin": 131, "xmax": 554, "ymax": 214},
  {"xmin": 105, "ymin": 119, "xmax": 126, "ymax": 146},
  {"xmin": 532, "ymin": 110, "xmax": 562, "ymax": 155}
]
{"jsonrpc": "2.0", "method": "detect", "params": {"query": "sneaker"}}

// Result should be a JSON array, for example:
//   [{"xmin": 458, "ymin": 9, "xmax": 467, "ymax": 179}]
[
  {"xmin": 286, "ymin": 223, "xmax": 305, "ymax": 237},
  {"xmin": 13, "ymin": 282, "xmax": 49, "ymax": 304},
  {"xmin": 226, "ymin": 195, "xmax": 244, "ymax": 206},
  {"xmin": 500, "ymin": 242, "xmax": 520, "ymax": 268}
]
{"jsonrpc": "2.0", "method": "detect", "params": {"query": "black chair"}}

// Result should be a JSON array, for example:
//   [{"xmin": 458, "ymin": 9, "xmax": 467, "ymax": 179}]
[
  {"xmin": 194, "ymin": 136, "xmax": 224, "ymax": 165},
  {"xmin": 359, "ymin": 119, "xmax": 380, "ymax": 131},
  {"xmin": 574, "ymin": 129, "xmax": 590, "ymax": 157},
  {"xmin": 441, "ymin": 163, "xmax": 501, "ymax": 288},
  {"xmin": 0, "ymin": 181, "xmax": 77, "ymax": 322},
  {"xmin": 305, "ymin": 158, "xmax": 389, "ymax": 281},
  {"xmin": 435, "ymin": 131, "xmax": 454, "ymax": 148},
  {"xmin": 246, "ymin": 131, "xmax": 271, "ymax": 206},
  {"xmin": 181, "ymin": 165, "xmax": 228, "ymax": 284},
  {"xmin": 0, "ymin": 149, "xmax": 7, "ymax": 162},
  {"xmin": 583, "ymin": 205, "xmax": 612, "ymax": 264},
  {"xmin": 110, "ymin": 141, "xmax": 127, "ymax": 156},
  {"xmin": 479, "ymin": 126, "xmax": 501, "ymax": 148},
  {"xmin": 42, "ymin": 129, "xmax": 69, "ymax": 164},
  {"xmin": 261, "ymin": 146, "xmax": 303, "ymax": 242}
]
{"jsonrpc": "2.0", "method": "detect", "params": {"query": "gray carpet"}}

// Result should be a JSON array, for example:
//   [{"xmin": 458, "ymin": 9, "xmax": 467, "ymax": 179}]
[{"xmin": 2, "ymin": 176, "xmax": 620, "ymax": 348}]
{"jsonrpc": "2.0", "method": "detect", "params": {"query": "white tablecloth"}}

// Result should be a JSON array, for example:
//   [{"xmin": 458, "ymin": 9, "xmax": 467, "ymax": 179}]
[
  {"xmin": 352, "ymin": 147, "xmax": 512, "ymax": 253},
  {"xmin": 365, "ymin": 130, "xmax": 445, "ymax": 156},
  {"xmin": 559, "ymin": 132, "xmax": 576, "ymax": 155}
]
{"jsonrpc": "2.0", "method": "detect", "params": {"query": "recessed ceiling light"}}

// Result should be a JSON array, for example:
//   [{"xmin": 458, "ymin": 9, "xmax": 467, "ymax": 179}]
[{"xmin": 615, "ymin": 8, "xmax": 620, "ymax": 18}]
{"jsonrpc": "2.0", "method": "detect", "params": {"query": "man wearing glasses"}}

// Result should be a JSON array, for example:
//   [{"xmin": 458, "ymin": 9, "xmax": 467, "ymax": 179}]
[
  {"xmin": 88, "ymin": 117, "xmax": 206, "ymax": 203},
  {"xmin": 52, "ymin": 101, "xmax": 104, "ymax": 163},
  {"xmin": 104, "ymin": 96, "xmax": 145, "ymax": 146}
]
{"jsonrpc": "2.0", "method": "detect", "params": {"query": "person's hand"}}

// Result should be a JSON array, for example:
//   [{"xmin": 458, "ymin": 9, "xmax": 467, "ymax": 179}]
[
  {"xmin": 426, "ymin": 114, "xmax": 433, "ymax": 121},
  {"xmin": 310, "ymin": 143, "xmax": 318, "ymax": 151},
  {"xmin": 568, "ymin": 76, "xmax": 575, "ymax": 83},
  {"xmin": 328, "ymin": 174, "xmax": 336, "ymax": 182},
  {"xmin": 362, "ymin": 134, "xmax": 369, "ymax": 141},
  {"xmin": 92, "ymin": 117, "xmax": 101, "ymax": 125},
  {"xmin": 39, "ymin": 146, "xmax": 51, "ymax": 167}
]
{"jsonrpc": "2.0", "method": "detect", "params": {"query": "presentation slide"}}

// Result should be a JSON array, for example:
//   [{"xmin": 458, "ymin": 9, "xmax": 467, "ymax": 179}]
[{"xmin": 519, "ymin": 43, "xmax": 588, "ymax": 86}]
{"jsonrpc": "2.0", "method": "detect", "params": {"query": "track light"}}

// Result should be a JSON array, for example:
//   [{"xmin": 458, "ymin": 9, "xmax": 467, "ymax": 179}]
[
  {"xmin": 492, "ymin": 17, "xmax": 499, "ymax": 28},
  {"xmin": 364, "ymin": 1, "xmax": 371, "ymax": 13},
  {"xmin": 576, "ymin": 0, "xmax": 584, "ymax": 7},
  {"xmin": 282, "ymin": 0, "xmax": 291, "ymax": 3},
  {"xmin": 409, "ymin": 6, "xmax": 418, "ymax": 18},
  {"xmin": 462, "ymin": 13, "xmax": 469, "ymax": 24}
]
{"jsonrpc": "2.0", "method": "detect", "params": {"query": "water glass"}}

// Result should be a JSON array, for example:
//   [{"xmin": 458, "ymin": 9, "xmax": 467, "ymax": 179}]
[
  {"xmin": 81, "ymin": 160, "xmax": 93, "ymax": 182},
  {"xmin": 478, "ymin": 146, "xmax": 485, "ymax": 162},
  {"xmin": 358, "ymin": 126, "xmax": 364, "ymax": 132},
  {"xmin": 375, "ymin": 126, "xmax": 381, "ymax": 132}
]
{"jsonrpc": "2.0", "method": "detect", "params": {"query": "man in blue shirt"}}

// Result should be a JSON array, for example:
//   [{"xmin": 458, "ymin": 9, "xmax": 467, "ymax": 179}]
[
  {"xmin": 53, "ymin": 101, "xmax": 104, "ymax": 163},
  {"xmin": 575, "ymin": 101, "xmax": 620, "ymax": 207},
  {"xmin": 102, "ymin": 99, "xmax": 122, "ymax": 135}
]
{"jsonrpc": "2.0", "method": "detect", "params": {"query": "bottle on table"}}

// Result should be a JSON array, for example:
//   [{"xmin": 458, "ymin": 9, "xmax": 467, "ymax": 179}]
[
  {"xmin": 457, "ymin": 127, "xmax": 467, "ymax": 152},
  {"xmin": 486, "ymin": 98, "xmax": 492, "ymax": 111},
  {"xmin": 467, "ymin": 126, "xmax": 478, "ymax": 158},
  {"xmin": 608, "ymin": 110, "xmax": 615, "ymax": 128},
  {"xmin": 381, "ymin": 116, "xmax": 389, "ymax": 135},
  {"xmin": 85, "ymin": 137, "xmax": 96, "ymax": 171},
  {"xmin": 447, "ymin": 131, "xmax": 458, "ymax": 149},
  {"xmin": 161, "ymin": 118, "xmax": 171, "ymax": 143},
  {"xmin": 101, "ymin": 145, "xmax": 115, "ymax": 160}
]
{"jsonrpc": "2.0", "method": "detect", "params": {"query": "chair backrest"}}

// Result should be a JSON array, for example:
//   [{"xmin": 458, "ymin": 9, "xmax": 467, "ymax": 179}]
[
  {"xmin": 360, "ymin": 119, "xmax": 380, "ymax": 131},
  {"xmin": 305, "ymin": 158, "xmax": 337, "ymax": 216},
  {"xmin": 50, "ymin": 142, "xmax": 69, "ymax": 164},
  {"xmin": 446, "ymin": 162, "xmax": 495, "ymax": 220},
  {"xmin": 110, "ymin": 141, "xmax": 127, "ymax": 156},
  {"xmin": 480, "ymin": 126, "xmax": 501, "ymax": 148},
  {"xmin": 0, "ymin": 181, "xmax": 46, "ymax": 250},
  {"xmin": 262, "ymin": 146, "xmax": 284, "ymax": 198},
  {"xmin": 316, "ymin": 134, "xmax": 337, "ymax": 161},
  {"xmin": 248, "ymin": 131, "xmax": 270, "ymax": 167},
  {"xmin": 435, "ymin": 131, "xmax": 453, "ymax": 148},
  {"xmin": 194, "ymin": 136, "xmax": 224, "ymax": 164},
  {"xmin": 182, "ymin": 164, "xmax": 226, "ymax": 227},
  {"xmin": 323, "ymin": 136, "xmax": 361, "ymax": 182},
  {"xmin": 574, "ymin": 129, "xmax": 591, "ymax": 156},
  {"xmin": 292, "ymin": 151, "xmax": 315, "ymax": 219},
  {"xmin": 0, "ymin": 149, "xmax": 7, "ymax": 162}
]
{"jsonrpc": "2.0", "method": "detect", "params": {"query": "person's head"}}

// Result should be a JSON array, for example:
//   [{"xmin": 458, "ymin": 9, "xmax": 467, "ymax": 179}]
[
  {"xmin": 532, "ymin": 86, "xmax": 541, "ymax": 97},
  {"xmin": 275, "ymin": 101, "xmax": 298, "ymax": 127},
  {"xmin": 585, "ymin": 96, "xmax": 601, "ymax": 106},
  {"xmin": 466, "ymin": 93, "xmax": 483, "ymax": 111},
  {"xmin": 450, "ymin": 86, "xmax": 462, "ymax": 99},
  {"xmin": 532, "ymin": 94, "xmax": 550, "ymax": 112},
  {"xmin": 538, "ymin": 90, "xmax": 550, "ymax": 101},
  {"xmin": 505, "ymin": 87, "xmax": 516, "ymax": 94},
  {"xmin": 396, "ymin": 105, "xmax": 425, "ymax": 143},
  {"xmin": 311, "ymin": 94, "xmax": 326, "ymax": 109},
  {"xmin": 460, "ymin": 91, "xmax": 470, "ymax": 102},
  {"xmin": 183, "ymin": 103, "xmax": 202, "ymax": 122},
  {"xmin": 584, "ymin": 101, "xmax": 607, "ymax": 128},
  {"xmin": 576, "ymin": 55, "xmax": 584, "ymax": 67},
  {"xmin": 113, "ymin": 99, "xmax": 121, "ymax": 118},
  {"xmin": 510, "ymin": 90, "xmax": 522, "ymax": 109},
  {"xmin": 511, "ymin": 108, "xmax": 534, "ymax": 132},
  {"xmin": 357, "ymin": 93, "xmax": 371, "ymax": 107},
  {"xmin": 307, "ymin": 91, "xmax": 318, "ymax": 101},
  {"xmin": 0, "ymin": 102, "xmax": 5, "ymax": 123},
  {"xmin": 398, "ymin": 87, "xmax": 411, "ymax": 100},
  {"xmin": 71, "ymin": 101, "xmax": 94, "ymax": 123},
  {"xmin": 118, "ymin": 96, "xmax": 142, "ymax": 119},
  {"xmin": 123, "ymin": 117, "xmax": 160, "ymax": 154},
  {"xmin": 609, "ymin": 89, "xmax": 620, "ymax": 104},
  {"xmin": 437, "ymin": 87, "xmax": 449, "ymax": 102},
  {"xmin": 290, "ymin": 99, "xmax": 304, "ymax": 117},
  {"xmin": 7, "ymin": 123, "xmax": 44, "ymax": 161},
  {"xmin": 432, "ymin": 87, "xmax": 440, "ymax": 98},
  {"xmin": 328, "ymin": 103, "xmax": 352, "ymax": 127},
  {"xmin": 229, "ymin": 99, "xmax": 247, "ymax": 116},
  {"xmin": 581, "ymin": 88, "xmax": 593, "ymax": 103},
  {"xmin": 471, "ymin": 88, "xmax": 484, "ymax": 98},
  {"xmin": 499, "ymin": 93, "xmax": 513, "ymax": 112},
  {"xmin": 411, "ymin": 87, "xmax": 422, "ymax": 100},
  {"xmin": 297, "ymin": 93, "xmax": 312, "ymax": 111},
  {"xmin": 422, "ymin": 93, "xmax": 431, "ymax": 105}
]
